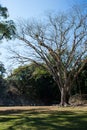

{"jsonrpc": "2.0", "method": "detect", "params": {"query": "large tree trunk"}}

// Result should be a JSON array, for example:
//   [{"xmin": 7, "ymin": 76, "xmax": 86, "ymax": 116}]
[{"xmin": 60, "ymin": 87, "xmax": 70, "ymax": 106}]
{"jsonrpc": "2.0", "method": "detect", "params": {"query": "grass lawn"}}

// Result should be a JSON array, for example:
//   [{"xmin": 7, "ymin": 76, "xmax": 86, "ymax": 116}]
[{"xmin": 0, "ymin": 106, "xmax": 87, "ymax": 130}]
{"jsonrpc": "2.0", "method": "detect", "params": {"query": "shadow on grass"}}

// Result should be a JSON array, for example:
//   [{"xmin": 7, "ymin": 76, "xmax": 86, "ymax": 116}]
[{"xmin": 0, "ymin": 108, "xmax": 87, "ymax": 130}]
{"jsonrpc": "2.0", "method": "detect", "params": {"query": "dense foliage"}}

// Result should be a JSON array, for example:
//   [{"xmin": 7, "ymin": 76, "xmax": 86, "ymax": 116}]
[
  {"xmin": 6, "ymin": 62, "xmax": 87, "ymax": 105},
  {"xmin": 7, "ymin": 63, "xmax": 60, "ymax": 105},
  {"xmin": 0, "ymin": 62, "xmax": 7, "ymax": 101},
  {"xmin": 0, "ymin": 4, "xmax": 16, "ymax": 40},
  {"xmin": 0, "ymin": 4, "xmax": 16, "ymax": 105}
]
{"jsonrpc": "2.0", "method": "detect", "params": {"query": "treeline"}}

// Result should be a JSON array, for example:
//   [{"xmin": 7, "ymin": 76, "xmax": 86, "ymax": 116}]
[{"xmin": 0, "ymin": 62, "xmax": 87, "ymax": 106}]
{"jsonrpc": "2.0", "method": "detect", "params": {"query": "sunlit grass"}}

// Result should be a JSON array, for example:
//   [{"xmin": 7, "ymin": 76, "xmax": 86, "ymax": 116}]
[{"xmin": 0, "ymin": 106, "xmax": 87, "ymax": 130}]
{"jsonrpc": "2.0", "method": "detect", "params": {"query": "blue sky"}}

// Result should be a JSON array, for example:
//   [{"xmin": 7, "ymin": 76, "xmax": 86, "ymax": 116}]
[
  {"xmin": 0, "ymin": 0, "xmax": 85, "ymax": 20},
  {"xmin": 0, "ymin": 0, "xmax": 86, "ymax": 72},
  {"xmin": 0, "ymin": 0, "xmax": 70, "ymax": 19}
]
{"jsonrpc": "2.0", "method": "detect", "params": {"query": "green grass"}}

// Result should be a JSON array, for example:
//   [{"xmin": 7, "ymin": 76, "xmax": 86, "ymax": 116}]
[{"xmin": 0, "ymin": 106, "xmax": 87, "ymax": 130}]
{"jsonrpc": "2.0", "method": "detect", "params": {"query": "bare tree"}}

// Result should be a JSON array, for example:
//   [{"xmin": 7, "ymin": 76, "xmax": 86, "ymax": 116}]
[{"xmin": 10, "ymin": 7, "xmax": 87, "ymax": 106}]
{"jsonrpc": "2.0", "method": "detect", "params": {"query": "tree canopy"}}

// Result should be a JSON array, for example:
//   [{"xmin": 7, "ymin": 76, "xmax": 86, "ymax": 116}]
[
  {"xmin": 0, "ymin": 4, "xmax": 16, "ymax": 40},
  {"xmin": 8, "ymin": 6, "xmax": 87, "ymax": 106}
]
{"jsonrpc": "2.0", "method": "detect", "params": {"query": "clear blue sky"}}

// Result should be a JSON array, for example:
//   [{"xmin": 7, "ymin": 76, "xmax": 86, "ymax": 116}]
[
  {"xmin": 0, "ymin": 0, "xmax": 86, "ymax": 73},
  {"xmin": 0, "ymin": 0, "xmax": 69, "ymax": 19},
  {"xmin": 0, "ymin": 0, "xmax": 85, "ymax": 19}
]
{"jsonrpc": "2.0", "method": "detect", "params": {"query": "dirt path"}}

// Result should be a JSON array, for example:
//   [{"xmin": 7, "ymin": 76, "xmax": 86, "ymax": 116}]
[{"xmin": 0, "ymin": 106, "xmax": 87, "ymax": 112}]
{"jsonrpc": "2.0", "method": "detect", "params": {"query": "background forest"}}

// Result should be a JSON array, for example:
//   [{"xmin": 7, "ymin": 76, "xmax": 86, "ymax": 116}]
[{"xmin": 0, "ymin": 62, "xmax": 87, "ymax": 106}]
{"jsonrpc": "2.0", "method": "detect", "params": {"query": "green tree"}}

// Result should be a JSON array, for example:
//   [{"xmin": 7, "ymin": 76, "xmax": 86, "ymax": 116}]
[
  {"xmin": 7, "ymin": 63, "xmax": 60, "ymax": 105},
  {"xmin": 32, "ymin": 67, "xmax": 60, "ymax": 105},
  {"xmin": 0, "ymin": 62, "xmax": 6, "ymax": 99},
  {"xmin": 77, "ymin": 63, "xmax": 87, "ymax": 95},
  {"xmin": 0, "ymin": 4, "xmax": 16, "ymax": 40},
  {"xmin": 7, "ymin": 64, "xmax": 37, "ymax": 100},
  {"xmin": 0, "ymin": 62, "xmax": 5, "ymax": 77},
  {"xmin": 0, "ymin": 4, "xmax": 16, "ymax": 99}
]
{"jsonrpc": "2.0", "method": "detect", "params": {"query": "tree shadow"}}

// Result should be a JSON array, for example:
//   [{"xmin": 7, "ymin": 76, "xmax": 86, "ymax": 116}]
[{"xmin": 0, "ymin": 108, "xmax": 87, "ymax": 130}]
